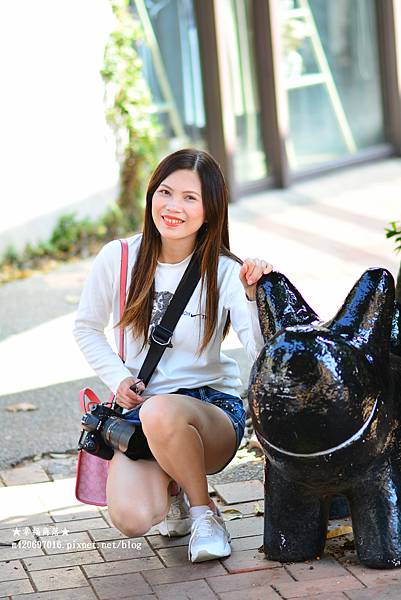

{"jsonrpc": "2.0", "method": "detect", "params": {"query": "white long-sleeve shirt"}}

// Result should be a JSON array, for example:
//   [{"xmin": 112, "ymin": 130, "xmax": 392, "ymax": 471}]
[{"xmin": 73, "ymin": 234, "xmax": 265, "ymax": 396}]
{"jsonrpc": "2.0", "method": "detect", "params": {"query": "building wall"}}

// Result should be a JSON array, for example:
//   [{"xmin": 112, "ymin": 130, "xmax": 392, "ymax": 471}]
[{"xmin": 0, "ymin": 0, "xmax": 119, "ymax": 255}]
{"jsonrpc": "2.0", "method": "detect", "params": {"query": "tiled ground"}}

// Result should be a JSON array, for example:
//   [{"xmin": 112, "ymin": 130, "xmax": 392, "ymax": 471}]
[{"xmin": 1, "ymin": 462, "xmax": 401, "ymax": 599}]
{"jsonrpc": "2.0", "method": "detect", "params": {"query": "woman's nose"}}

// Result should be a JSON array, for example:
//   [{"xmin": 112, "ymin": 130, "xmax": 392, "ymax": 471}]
[{"xmin": 165, "ymin": 196, "xmax": 183, "ymax": 211}]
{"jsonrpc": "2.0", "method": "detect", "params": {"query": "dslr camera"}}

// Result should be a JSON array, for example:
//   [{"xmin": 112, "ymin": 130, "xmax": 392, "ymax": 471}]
[{"xmin": 78, "ymin": 384, "xmax": 152, "ymax": 461}]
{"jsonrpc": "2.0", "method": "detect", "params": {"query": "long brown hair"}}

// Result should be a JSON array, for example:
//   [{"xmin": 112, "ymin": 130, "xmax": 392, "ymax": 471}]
[{"xmin": 118, "ymin": 148, "xmax": 241, "ymax": 353}]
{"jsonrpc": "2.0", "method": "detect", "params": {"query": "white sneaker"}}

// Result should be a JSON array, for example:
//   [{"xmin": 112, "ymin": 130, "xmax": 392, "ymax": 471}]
[
  {"xmin": 157, "ymin": 489, "xmax": 191, "ymax": 537},
  {"xmin": 188, "ymin": 509, "xmax": 231, "ymax": 562}
]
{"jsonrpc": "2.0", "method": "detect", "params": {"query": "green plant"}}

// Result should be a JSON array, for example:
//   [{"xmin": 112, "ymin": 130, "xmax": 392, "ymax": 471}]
[
  {"xmin": 101, "ymin": 0, "xmax": 160, "ymax": 219},
  {"xmin": 3, "ymin": 245, "xmax": 19, "ymax": 265},
  {"xmin": 386, "ymin": 221, "xmax": 401, "ymax": 253},
  {"xmin": 0, "ymin": 206, "xmax": 137, "ymax": 284}
]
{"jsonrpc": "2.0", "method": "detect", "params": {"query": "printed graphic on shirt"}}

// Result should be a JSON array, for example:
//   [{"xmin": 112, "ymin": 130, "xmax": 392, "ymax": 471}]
[
  {"xmin": 150, "ymin": 292, "xmax": 206, "ymax": 330},
  {"xmin": 150, "ymin": 291, "xmax": 174, "ymax": 330}
]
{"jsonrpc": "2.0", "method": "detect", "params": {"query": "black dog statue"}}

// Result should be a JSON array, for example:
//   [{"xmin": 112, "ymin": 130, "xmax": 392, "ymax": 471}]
[{"xmin": 248, "ymin": 268, "xmax": 401, "ymax": 569}]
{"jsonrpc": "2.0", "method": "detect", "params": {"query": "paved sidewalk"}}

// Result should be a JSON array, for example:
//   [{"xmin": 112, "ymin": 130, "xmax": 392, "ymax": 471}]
[
  {"xmin": 1, "ymin": 158, "xmax": 401, "ymax": 598},
  {"xmin": 1, "ymin": 462, "xmax": 401, "ymax": 600}
]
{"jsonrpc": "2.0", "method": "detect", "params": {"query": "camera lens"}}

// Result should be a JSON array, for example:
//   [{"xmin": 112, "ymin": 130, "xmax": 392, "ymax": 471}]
[{"xmin": 102, "ymin": 417, "xmax": 136, "ymax": 453}]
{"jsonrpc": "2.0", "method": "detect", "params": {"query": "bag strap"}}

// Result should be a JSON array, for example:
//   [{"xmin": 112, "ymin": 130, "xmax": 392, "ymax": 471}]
[
  {"xmin": 118, "ymin": 239, "xmax": 129, "ymax": 361},
  {"xmin": 136, "ymin": 252, "xmax": 201, "ymax": 386}
]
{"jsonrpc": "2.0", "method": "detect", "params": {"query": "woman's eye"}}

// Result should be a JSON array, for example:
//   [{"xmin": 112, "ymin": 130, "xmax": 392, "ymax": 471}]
[
  {"xmin": 159, "ymin": 189, "xmax": 169, "ymax": 195},
  {"xmin": 185, "ymin": 195, "xmax": 196, "ymax": 201}
]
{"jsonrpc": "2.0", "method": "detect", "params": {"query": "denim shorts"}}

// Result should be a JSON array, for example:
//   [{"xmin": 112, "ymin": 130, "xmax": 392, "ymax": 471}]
[
  {"xmin": 172, "ymin": 386, "xmax": 246, "ymax": 452},
  {"xmin": 123, "ymin": 386, "xmax": 246, "ymax": 471}
]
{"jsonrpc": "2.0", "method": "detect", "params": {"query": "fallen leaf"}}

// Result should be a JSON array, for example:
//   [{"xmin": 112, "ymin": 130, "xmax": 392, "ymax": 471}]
[
  {"xmin": 253, "ymin": 502, "xmax": 264, "ymax": 516},
  {"xmin": 49, "ymin": 453, "xmax": 70, "ymax": 459},
  {"xmin": 326, "ymin": 525, "xmax": 353, "ymax": 539},
  {"xmin": 221, "ymin": 509, "xmax": 243, "ymax": 521},
  {"xmin": 6, "ymin": 403, "xmax": 38, "ymax": 412}
]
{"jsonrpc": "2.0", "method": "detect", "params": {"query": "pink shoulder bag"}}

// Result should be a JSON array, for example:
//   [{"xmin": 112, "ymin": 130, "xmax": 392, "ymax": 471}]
[{"xmin": 75, "ymin": 239, "xmax": 129, "ymax": 506}]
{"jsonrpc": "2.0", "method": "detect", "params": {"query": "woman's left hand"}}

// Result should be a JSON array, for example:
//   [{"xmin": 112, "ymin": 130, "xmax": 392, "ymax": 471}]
[{"xmin": 239, "ymin": 258, "xmax": 273, "ymax": 301}]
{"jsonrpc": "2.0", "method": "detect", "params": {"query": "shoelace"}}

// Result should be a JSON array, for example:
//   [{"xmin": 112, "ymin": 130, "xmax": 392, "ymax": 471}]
[{"xmin": 191, "ymin": 510, "xmax": 216, "ymax": 540}]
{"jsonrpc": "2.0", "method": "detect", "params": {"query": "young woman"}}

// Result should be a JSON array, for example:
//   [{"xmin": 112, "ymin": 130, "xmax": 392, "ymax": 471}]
[{"xmin": 73, "ymin": 148, "xmax": 272, "ymax": 562}]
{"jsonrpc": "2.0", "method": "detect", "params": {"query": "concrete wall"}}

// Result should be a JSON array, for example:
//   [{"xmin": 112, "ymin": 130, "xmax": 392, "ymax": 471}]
[{"xmin": 0, "ymin": 0, "xmax": 120, "ymax": 255}]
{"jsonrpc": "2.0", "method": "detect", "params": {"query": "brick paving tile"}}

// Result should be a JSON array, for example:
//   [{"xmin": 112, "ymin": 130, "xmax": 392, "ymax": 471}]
[
  {"xmin": 143, "ymin": 562, "xmax": 226, "ymax": 585},
  {"xmin": 29, "ymin": 565, "xmax": 89, "ymax": 591},
  {"xmin": 0, "ymin": 464, "xmax": 50, "ymax": 486},
  {"xmin": 89, "ymin": 527, "xmax": 128, "ymax": 541},
  {"xmin": 274, "ymin": 574, "xmax": 364, "ymax": 598},
  {"xmin": 83, "ymin": 555, "xmax": 163, "ymax": 577},
  {"xmin": 218, "ymin": 587, "xmax": 282, "ymax": 600},
  {"xmin": 0, "ymin": 514, "xmax": 53, "ymax": 530},
  {"xmin": 294, "ymin": 594, "xmax": 348, "ymax": 599},
  {"xmin": 156, "ymin": 545, "xmax": 188, "ymax": 567},
  {"xmin": 346, "ymin": 564, "xmax": 401, "ymax": 587},
  {"xmin": 49, "ymin": 507, "xmax": 101, "ymax": 522},
  {"xmin": 144, "ymin": 524, "xmax": 162, "ymax": 536},
  {"xmin": 152, "ymin": 579, "xmax": 218, "ymax": 599},
  {"xmin": 0, "ymin": 559, "xmax": 27, "ymax": 582},
  {"xmin": 23, "ymin": 549, "xmax": 103, "ymax": 571},
  {"xmin": 226, "ymin": 515, "xmax": 264, "ymax": 538},
  {"xmin": 0, "ymin": 578, "xmax": 34, "ymax": 596},
  {"xmin": 37, "ymin": 531, "xmax": 93, "ymax": 554},
  {"xmin": 206, "ymin": 567, "xmax": 293, "ymax": 593},
  {"xmin": 213, "ymin": 480, "xmax": 265, "ymax": 504},
  {"xmin": 0, "ymin": 543, "xmax": 44, "ymax": 561},
  {"xmin": 97, "ymin": 537, "xmax": 155, "ymax": 561},
  {"xmin": 208, "ymin": 481, "xmax": 216, "ymax": 496},
  {"xmin": 11, "ymin": 587, "xmax": 98, "ymax": 600},
  {"xmin": 0, "ymin": 526, "xmax": 34, "ymax": 543},
  {"xmin": 55, "ymin": 517, "xmax": 109, "ymax": 533},
  {"xmin": 99, "ymin": 509, "xmax": 113, "ymax": 527},
  {"xmin": 286, "ymin": 556, "xmax": 350, "ymax": 581},
  {"xmin": 222, "ymin": 548, "xmax": 282, "ymax": 573},
  {"xmin": 230, "ymin": 534, "xmax": 263, "ymax": 552},
  {"xmin": 346, "ymin": 585, "xmax": 401, "ymax": 599},
  {"xmin": 90, "ymin": 572, "xmax": 152, "ymax": 599},
  {"xmin": 147, "ymin": 533, "xmax": 190, "ymax": 550}
]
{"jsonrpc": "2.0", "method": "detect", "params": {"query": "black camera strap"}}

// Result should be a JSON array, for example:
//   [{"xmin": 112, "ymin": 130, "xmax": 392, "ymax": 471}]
[{"xmin": 135, "ymin": 251, "xmax": 201, "ymax": 387}]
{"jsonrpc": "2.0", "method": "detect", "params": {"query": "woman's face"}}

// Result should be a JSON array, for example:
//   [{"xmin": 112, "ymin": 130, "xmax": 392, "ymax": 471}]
[{"xmin": 152, "ymin": 169, "xmax": 205, "ymax": 246}]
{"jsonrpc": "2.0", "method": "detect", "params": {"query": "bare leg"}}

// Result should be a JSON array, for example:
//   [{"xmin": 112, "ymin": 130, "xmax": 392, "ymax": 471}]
[
  {"xmin": 106, "ymin": 452, "xmax": 172, "ymax": 537},
  {"xmin": 139, "ymin": 394, "xmax": 237, "ymax": 507}
]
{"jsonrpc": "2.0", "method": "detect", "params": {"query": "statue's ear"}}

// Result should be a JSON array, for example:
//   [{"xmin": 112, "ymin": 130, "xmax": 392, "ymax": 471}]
[
  {"xmin": 326, "ymin": 268, "xmax": 395, "ymax": 358},
  {"xmin": 256, "ymin": 272, "xmax": 320, "ymax": 343}
]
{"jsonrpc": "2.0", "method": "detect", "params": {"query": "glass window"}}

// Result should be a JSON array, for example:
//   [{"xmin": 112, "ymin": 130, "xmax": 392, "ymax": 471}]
[
  {"xmin": 279, "ymin": 0, "xmax": 385, "ymax": 171},
  {"xmin": 215, "ymin": 0, "xmax": 268, "ymax": 184},
  {"xmin": 132, "ymin": 0, "xmax": 206, "ymax": 149}
]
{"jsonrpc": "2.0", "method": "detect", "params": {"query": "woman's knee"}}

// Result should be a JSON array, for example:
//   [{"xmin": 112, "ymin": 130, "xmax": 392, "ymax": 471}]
[
  {"xmin": 108, "ymin": 502, "xmax": 153, "ymax": 537},
  {"xmin": 140, "ymin": 395, "xmax": 186, "ymax": 439}
]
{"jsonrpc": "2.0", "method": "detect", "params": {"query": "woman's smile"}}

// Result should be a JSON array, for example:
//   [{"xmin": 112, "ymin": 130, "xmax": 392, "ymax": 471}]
[{"xmin": 161, "ymin": 215, "xmax": 186, "ymax": 227}]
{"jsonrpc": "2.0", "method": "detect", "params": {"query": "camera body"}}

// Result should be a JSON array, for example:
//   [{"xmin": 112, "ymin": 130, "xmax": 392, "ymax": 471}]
[{"xmin": 78, "ymin": 402, "xmax": 152, "ymax": 461}]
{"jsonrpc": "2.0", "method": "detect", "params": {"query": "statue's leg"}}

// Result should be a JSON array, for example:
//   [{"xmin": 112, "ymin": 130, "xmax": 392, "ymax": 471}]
[
  {"xmin": 329, "ymin": 495, "xmax": 350, "ymax": 519},
  {"xmin": 349, "ymin": 459, "xmax": 401, "ymax": 569},
  {"xmin": 263, "ymin": 462, "xmax": 329, "ymax": 562}
]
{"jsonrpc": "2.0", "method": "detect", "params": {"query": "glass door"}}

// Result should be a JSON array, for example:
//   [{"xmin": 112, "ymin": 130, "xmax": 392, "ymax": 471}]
[
  {"xmin": 215, "ymin": 0, "xmax": 268, "ymax": 185},
  {"xmin": 278, "ymin": 0, "xmax": 385, "ymax": 171}
]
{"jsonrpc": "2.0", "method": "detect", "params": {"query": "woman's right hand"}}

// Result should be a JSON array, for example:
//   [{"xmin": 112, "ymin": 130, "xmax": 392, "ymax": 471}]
[{"xmin": 116, "ymin": 377, "xmax": 145, "ymax": 409}]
